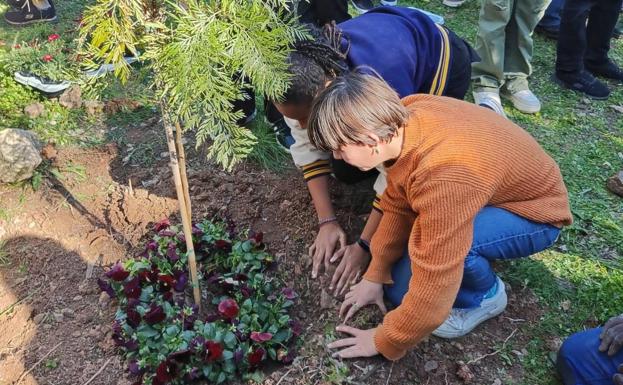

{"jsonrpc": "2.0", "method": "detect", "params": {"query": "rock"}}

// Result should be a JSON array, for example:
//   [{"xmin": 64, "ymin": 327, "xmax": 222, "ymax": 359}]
[
  {"xmin": 424, "ymin": 360, "xmax": 438, "ymax": 372},
  {"xmin": 456, "ymin": 361, "xmax": 474, "ymax": 383},
  {"xmin": 279, "ymin": 200, "xmax": 292, "ymax": 211},
  {"xmin": 83, "ymin": 100, "xmax": 104, "ymax": 115},
  {"xmin": 606, "ymin": 171, "xmax": 623, "ymax": 197},
  {"xmin": 59, "ymin": 85, "xmax": 82, "ymax": 109},
  {"xmin": 61, "ymin": 308, "xmax": 75, "ymax": 318},
  {"xmin": 546, "ymin": 337, "xmax": 563, "ymax": 352},
  {"xmin": 33, "ymin": 313, "xmax": 46, "ymax": 324},
  {"xmin": 41, "ymin": 143, "xmax": 57, "ymax": 161},
  {"xmin": 72, "ymin": 330, "xmax": 82, "ymax": 338},
  {"xmin": 23, "ymin": 102, "xmax": 45, "ymax": 118},
  {"xmin": 73, "ymin": 295, "xmax": 83, "ymax": 301},
  {"xmin": 320, "ymin": 290, "xmax": 335, "ymax": 310},
  {"xmin": 0, "ymin": 129, "xmax": 42, "ymax": 183},
  {"xmin": 99, "ymin": 292, "xmax": 111, "ymax": 308}
]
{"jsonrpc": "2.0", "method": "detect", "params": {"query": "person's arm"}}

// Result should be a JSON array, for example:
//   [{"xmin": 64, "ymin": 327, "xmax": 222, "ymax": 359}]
[{"xmin": 372, "ymin": 180, "xmax": 490, "ymax": 360}]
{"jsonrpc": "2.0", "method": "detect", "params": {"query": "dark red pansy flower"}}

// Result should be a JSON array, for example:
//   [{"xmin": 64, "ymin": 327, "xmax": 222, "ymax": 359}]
[
  {"xmin": 277, "ymin": 349, "xmax": 296, "ymax": 364},
  {"xmin": 214, "ymin": 239, "xmax": 232, "ymax": 252},
  {"xmin": 112, "ymin": 332, "xmax": 125, "ymax": 346},
  {"xmin": 42, "ymin": 54, "xmax": 53, "ymax": 62},
  {"xmin": 47, "ymin": 33, "xmax": 60, "ymax": 42},
  {"xmin": 218, "ymin": 298, "xmax": 239, "ymax": 319},
  {"xmin": 162, "ymin": 291, "xmax": 173, "ymax": 302},
  {"xmin": 126, "ymin": 307, "xmax": 141, "ymax": 328},
  {"xmin": 247, "ymin": 348, "xmax": 265, "ymax": 366},
  {"xmin": 250, "ymin": 331, "xmax": 273, "ymax": 342},
  {"xmin": 158, "ymin": 274, "xmax": 175, "ymax": 292},
  {"xmin": 155, "ymin": 359, "xmax": 178, "ymax": 382},
  {"xmin": 97, "ymin": 278, "xmax": 116, "ymax": 298},
  {"xmin": 281, "ymin": 287, "xmax": 297, "ymax": 300},
  {"xmin": 166, "ymin": 243, "xmax": 179, "ymax": 262},
  {"xmin": 124, "ymin": 338, "xmax": 139, "ymax": 351},
  {"xmin": 204, "ymin": 341, "xmax": 224, "ymax": 362},
  {"xmin": 144, "ymin": 304, "xmax": 166, "ymax": 324},
  {"xmin": 112, "ymin": 319, "xmax": 122, "ymax": 334},
  {"xmin": 206, "ymin": 273, "xmax": 221, "ymax": 285},
  {"xmin": 289, "ymin": 319, "xmax": 303, "ymax": 337},
  {"xmin": 154, "ymin": 218, "xmax": 170, "ymax": 232},
  {"xmin": 123, "ymin": 276, "xmax": 142, "ymax": 299},
  {"xmin": 234, "ymin": 273, "xmax": 248, "ymax": 281},
  {"xmin": 105, "ymin": 262, "xmax": 129, "ymax": 281},
  {"xmin": 139, "ymin": 264, "xmax": 160, "ymax": 284},
  {"xmin": 168, "ymin": 349, "xmax": 192, "ymax": 364},
  {"xmin": 173, "ymin": 270, "xmax": 187, "ymax": 292},
  {"xmin": 249, "ymin": 231, "xmax": 263, "ymax": 244},
  {"xmin": 205, "ymin": 313, "xmax": 219, "ymax": 322},
  {"xmin": 240, "ymin": 284, "xmax": 253, "ymax": 298},
  {"xmin": 145, "ymin": 241, "xmax": 157, "ymax": 252}
]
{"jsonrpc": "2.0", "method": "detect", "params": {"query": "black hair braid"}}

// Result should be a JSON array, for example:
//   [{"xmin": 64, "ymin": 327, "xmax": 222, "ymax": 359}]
[{"xmin": 279, "ymin": 22, "xmax": 351, "ymax": 106}]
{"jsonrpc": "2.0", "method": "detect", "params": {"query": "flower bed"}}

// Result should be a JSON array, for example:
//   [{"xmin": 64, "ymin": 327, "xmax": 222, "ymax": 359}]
[{"xmin": 98, "ymin": 219, "xmax": 300, "ymax": 384}]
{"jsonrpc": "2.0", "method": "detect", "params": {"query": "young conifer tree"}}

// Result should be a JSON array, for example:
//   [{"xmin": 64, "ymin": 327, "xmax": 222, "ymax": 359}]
[{"xmin": 80, "ymin": 0, "xmax": 303, "ymax": 170}]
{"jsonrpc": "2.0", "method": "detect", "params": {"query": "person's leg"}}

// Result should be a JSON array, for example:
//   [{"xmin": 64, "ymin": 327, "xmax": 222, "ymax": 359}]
[
  {"xmin": 299, "ymin": 0, "xmax": 351, "ymax": 25},
  {"xmin": 583, "ymin": 0, "xmax": 623, "ymax": 82},
  {"xmin": 443, "ymin": 29, "xmax": 479, "ymax": 100},
  {"xmin": 557, "ymin": 327, "xmax": 623, "ymax": 385},
  {"xmin": 385, "ymin": 207, "xmax": 560, "ymax": 308},
  {"xmin": 4, "ymin": 0, "xmax": 55, "ymax": 25},
  {"xmin": 500, "ymin": 0, "xmax": 549, "ymax": 113},
  {"xmin": 538, "ymin": 0, "xmax": 565, "ymax": 31},
  {"xmin": 556, "ymin": 0, "xmax": 591, "ymax": 75}
]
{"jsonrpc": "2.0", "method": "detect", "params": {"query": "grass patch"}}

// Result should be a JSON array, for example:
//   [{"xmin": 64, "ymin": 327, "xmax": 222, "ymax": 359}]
[{"xmin": 247, "ymin": 117, "xmax": 290, "ymax": 172}]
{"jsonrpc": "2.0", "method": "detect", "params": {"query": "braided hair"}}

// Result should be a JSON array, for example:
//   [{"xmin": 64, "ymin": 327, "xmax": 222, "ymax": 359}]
[{"xmin": 281, "ymin": 22, "xmax": 350, "ymax": 106}]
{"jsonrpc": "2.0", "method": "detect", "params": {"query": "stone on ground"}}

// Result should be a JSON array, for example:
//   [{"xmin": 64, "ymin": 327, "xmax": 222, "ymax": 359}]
[{"xmin": 0, "ymin": 128, "xmax": 42, "ymax": 183}]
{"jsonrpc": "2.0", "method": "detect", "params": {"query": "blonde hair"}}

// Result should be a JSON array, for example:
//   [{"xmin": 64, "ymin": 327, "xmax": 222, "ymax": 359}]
[{"xmin": 307, "ymin": 70, "xmax": 409, "ymax": 152}]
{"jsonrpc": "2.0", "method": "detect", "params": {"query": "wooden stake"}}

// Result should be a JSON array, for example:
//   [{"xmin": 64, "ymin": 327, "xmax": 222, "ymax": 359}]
[
  {"xmin": 164, "ymin": 117, "xmax": 201, "ymax": 309},
  {"xmin": 175, "ymin": 121, "xmax": 192, "ymax": 221}
]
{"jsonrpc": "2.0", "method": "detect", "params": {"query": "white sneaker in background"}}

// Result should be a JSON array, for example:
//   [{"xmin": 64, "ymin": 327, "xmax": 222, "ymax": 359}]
[
  {"xmin": 432, "ymin": 277, "xmax": 508, "ymax": 339},
  {"xmin": 502, "ymin": 89, "xmax": 542, "ymax": 114},
  {"xmin": 473, "ymin": 89, "xmax": 507, "ymax": 118}
]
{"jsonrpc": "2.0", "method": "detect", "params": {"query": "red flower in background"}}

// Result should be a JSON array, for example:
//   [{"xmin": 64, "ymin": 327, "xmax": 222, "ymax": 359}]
[
  {"xmin": 250, "ymin": 331, "xmax": 273, "ymax": 343},
  {"xmin": 42, "ymin": 54, "xmax": 53, "ymax": 62},
  {"xmin": 47, "ymin": 33, "xmax": 60, "ymax": 42},
  {"xmin": 217, "ymin": 298, "xmax": 239, "ymax": 319},
  {"xmin": 204, "ymin": 341, "xmax": 224, "ymax": 362},
  {"xmin": 13, "ymin": 44, "xmax": 21, "ymax": 49},
  {"xmin": 247, "ymin": 348, "xmax": 265, "ymax": 366}
]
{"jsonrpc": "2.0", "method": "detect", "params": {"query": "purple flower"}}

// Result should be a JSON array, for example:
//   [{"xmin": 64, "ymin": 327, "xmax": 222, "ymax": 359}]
[
  {"xmin": 233, "ymin": 349, "xmax": 244, "ymax": 363},
  {"xmin": 281, "ymin": 287, "xmax": 297, "ymax": 300},
  {"xmin": 97, "ymin": 278, "xmax": 116, "ymax": 298},
  {"xmin": 206, "ymin": 273, "xmax": 221, "ymax": 285},
  {"xmin": 173, "ymin": 270, "xmax": 188, "ymax": 292},
  {"xmin": 145, "ymin": 241, "xmax": 157, "ymax": 251},
  {"xmin": 205, "ymin": 313, "xmax": 219, "ymax": 322},
  {"xmin": 218, "ymin": 298, "xmax": 239, "ymax": 319},
  {"xmin": 190, "ymin": 336, "xmax": 206, "ymax": 352},
  {"xmin": 105, "ymin": 262, "xmax": 129, "ymax": 281},
  {"xmin": 191, "ymin": 225, "xmax": 203, "ymax": 235},
  {"xmin": 166, "ymin": 243, "xmax": 179, "ymax": 262},
  {"xmin": 123, "ymin": 277, "xmax": 142, "ymax": 299},
  {"xmin": 124, "ymin": 338, "xmax": 138, "ymax": 351},
  {"xmin": 240, "ymin": 284, "xmax": 253, "ymax": 298},
  {"xmin": 184, "ymin": 367, "xmax": 200, "ymax": 381},
  {"xmin": 289, "ymin": 319, "xmax": 303, "ymax": 337},
  {"xmin": 144, "ymin": 304, "xmax": 166, "ymax": 324},
  {"xmin": 277, "ymin": 348, "xmax": 296, "ymax": 364},
  {"xmin": 176, "ymin": 233, "xmax": 186, "ymax": 243},
  {"xmin": 249, "ymin": 231, "xmax": 263, "ymax": 244},
  {"xmin": 250, "ymin": 331, "xmax": 273, "ymax": 342},
  {"xmin": 154, "ymin": 218, "xmax": 170, "ymax": 232},
  {"xmin": 158, "ymin": 229, "xmax": 176, "ymax": 237},
  {"xmin": 128, "ymin": 359, "xmax": 143, "ymax": 375},
  {"xmin": 126, "ymin": 307, "xmax": 141, "ymax": 328}
]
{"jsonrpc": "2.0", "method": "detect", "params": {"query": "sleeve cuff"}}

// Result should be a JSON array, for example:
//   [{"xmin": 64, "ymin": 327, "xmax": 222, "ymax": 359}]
[
  {"xmin": 372, "ymin": 194, "xmax": 383, "ymax": 213},
  {"xmin": 363, "ymin": 267, "xmax": 393, "ymax": 285},
  {"xmin": 374, "ymin": 325, "xmax": 407, "ymax": 361},
  {"xmin": 302, "ymin": 159, "xmax": 332, "ymax": 181}
]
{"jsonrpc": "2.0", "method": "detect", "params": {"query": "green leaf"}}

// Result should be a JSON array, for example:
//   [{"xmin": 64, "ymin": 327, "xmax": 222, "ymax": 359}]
[
  {"xmin": 272, "ymin": 329, "xmax": 291, "ymax": 344},
  {"xmin": 223, "ymin": 332, "xmax": 236, "ymax": 348}
]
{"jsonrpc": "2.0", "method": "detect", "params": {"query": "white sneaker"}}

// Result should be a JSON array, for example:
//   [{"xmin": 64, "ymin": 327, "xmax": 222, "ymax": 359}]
[
  {"xmin": 502, "ymin": 89, "xmax": 541, "ymax": 114},
  {"xmin": 381, "ymin": 0, "xmax": 398, "ymax": 5},
  {"xmin": 14, "ymin": 71, "xmax": 71, "ymax": 94},
  {"xmin": 442, "ymin": 0, "xmax": 467, "ymax": 7},
  {"xmin": 432, "ymin": 277, "xmax": 508, "ymax": 339},
  {"xmin": 473, "ymin": 90, "xmax": 507, "ymax": 118}
]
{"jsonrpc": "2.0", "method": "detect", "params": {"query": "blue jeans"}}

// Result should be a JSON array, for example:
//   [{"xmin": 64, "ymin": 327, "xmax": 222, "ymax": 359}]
[
  {"xmin": 558, "ymin": 328, "xmax": 623, "ymax": 385},
  {"xmin": 539, "ymin": 0, "xmax": 565, "ymax": 29},
  {"xmin": 384, "ymin": 207, "xmax": 560, "ymax": 309}
]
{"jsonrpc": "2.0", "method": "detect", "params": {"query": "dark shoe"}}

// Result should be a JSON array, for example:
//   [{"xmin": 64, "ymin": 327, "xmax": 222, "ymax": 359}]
[
  {"xmin": 535, "ymin": 25, "xmax": 559, "ymax": 40},
  {"xmin": 232, "ymin": 88, "xmax": 257, "ymax": 126},
  {"xmin": 586, "ymin": 60, "xmax": 623, "ymax": 83},
  {"xmin": 4, "ymin": 0, "xmax": 56, "ymax": 25},
  {"xmin": 614, "ymin": 20, "xmax": 622, "ymax": 39},
  {"xmin": 553, "ymin": 71, "xmax": 610, "ymax": 100},
  {"xmin": 350, "ymin": 0, "xmax": 374, "ymax": 14},
  {"xmin": 272, "ymin": 118, "xmax": 295, "ymax": 152}
]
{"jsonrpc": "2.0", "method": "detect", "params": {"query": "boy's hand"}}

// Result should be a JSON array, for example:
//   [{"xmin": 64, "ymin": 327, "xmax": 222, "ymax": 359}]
[
  {"xmin": 339, "ymin": 279, "xmax": 387, "ymax": 323},
  {"xmin": 309, "ymin": 222, "xmax": 346, "ymax": 278},
  {"xmin": 328, "ymin": 325, "xmax": 378, "ymax": 359},
  {"xmin": 330, "ymin": 243, "xmax": 370, "ymax": 296},
  {"xmin": 600, "ymin": 314, "xmax": 623, "ymax": 356}
]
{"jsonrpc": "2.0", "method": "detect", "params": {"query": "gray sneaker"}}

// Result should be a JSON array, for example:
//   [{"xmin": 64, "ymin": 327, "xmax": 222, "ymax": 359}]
[
  {"xmin": 432, "ymin": 277, "xmax": 508, "ymax": 339},
  {"xmin": 501, "ymin": 89, "xmax": 541, "ymax": 114},
  {"xmin": 473, "ymin": 90, "xmax": 507, "ymax": 118}
]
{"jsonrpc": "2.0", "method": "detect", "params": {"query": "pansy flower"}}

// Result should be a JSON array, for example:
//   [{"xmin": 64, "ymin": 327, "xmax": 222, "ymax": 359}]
[
  {"xmin": 123, "ymin": 276, "xmax": 142, "ymax": 299},
  {"xmin": 155, "ymin": 359, "xmax": 178, "ymax": 383},
  {"xmin": 289, "ymin": 319, "xmax": 303, "ymax": 337},
  {"xmin": 42, "ymin": 54, "xmax": 53, "ymax": 62},
  {"xmin": 125, "ymin": 306, "xmax": 141, "ymax": 328},
  {"xmin": 97, "ymin": 278, "xmax": 116, "ymax": 298},
  {"xmin": 173, "ymin": 270, "xmax": 188, "ymax": 292},
  {"xmin": 166, "ymin": 243, "xmax": 179, "ymax": 262},
  {"xmin": 204, "ymin": 341, "xmax": 224, "ymax": 362},
  {"xmin": 47, "ymin": 33, "xmax": 60, "ymax": 42},
  {"xmin": 247, "ymin": 348, "xmax": 265, "ymax": 366},
  {"xmin": 167, "ymin": 349, "xmax": 192, "ymax": 364},
  {"xmin": 281, "ymin": 287, "xmax": 297, "ymax": 300},
  {"xmin": 158, "ymin": 274, "xmax": 175, "ymax": 292},
  {"xmin": 144, "ymin": 304, "xmax": 166, "ymax": 324},
  {"xmin": 214, "ymin": 239, "xmax": 232, "ymax": 252},
  {"xmin": 153, "ymin": 218, "xmax": 170, "ymax": 232},
  {"xmin": 105, "ymin": 262, "xmax": 129, "ymax": 281},
  {"xmin": 218, "ymin": 298, "xmax": 239, "ymax": 319},
  {"xmin": 250, "ymin": 331, "xmax": 273, "ymax": 343}
]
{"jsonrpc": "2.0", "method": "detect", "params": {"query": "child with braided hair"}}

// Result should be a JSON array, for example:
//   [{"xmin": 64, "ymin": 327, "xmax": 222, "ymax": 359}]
[{"xmin": 270, "ymin": 6, "xmax": 478, "ymax": 296}]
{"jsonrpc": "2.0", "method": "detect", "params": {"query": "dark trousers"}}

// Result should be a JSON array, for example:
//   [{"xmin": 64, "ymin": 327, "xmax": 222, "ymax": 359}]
[
  {"xmin": 556, "ymin": 0, "xmax": 623, "ymax": 75},
  {"xmin": 444, "ymin": 28, "xmax": 480, "ymax": 99}
]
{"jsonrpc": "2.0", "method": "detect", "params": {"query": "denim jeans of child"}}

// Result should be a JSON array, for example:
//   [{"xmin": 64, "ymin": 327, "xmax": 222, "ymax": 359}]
[
  {"xmin": 384, "ymin": 206, "xmax": 560, "ymax": 308},
  {"xmin": 558, "ymin": 327, "xmax": 623, "ymax": 385}
]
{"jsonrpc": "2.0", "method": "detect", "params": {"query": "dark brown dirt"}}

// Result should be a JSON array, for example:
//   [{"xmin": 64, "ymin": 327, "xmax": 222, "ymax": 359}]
[{"xmin": 0, "ymin": 121, "xmax": 547, "ymax": 385}]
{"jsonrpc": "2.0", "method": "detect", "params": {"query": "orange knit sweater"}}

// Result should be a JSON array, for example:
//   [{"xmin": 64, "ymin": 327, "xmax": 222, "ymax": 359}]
[{"xmin": 366, "ymin": 95, "xmax": 572, "ymax": 360}]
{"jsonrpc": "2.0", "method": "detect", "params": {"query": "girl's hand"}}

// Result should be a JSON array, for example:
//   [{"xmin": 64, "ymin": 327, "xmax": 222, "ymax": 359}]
[
  {"xmin": 309, "ymin": 221, "xmax": 346, "ymax": 279},
  {"xmin": 339, "ymin": 279, "xmax": 387, "ymax": 323},
  {"xmin": 328, "ymin": 325, "xmax": 379, "ymax": 359},
  {"xmin": 330, "ymin": 243, "xmax": 370, "ymax": 296}
]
